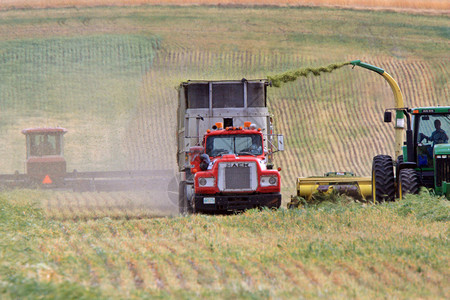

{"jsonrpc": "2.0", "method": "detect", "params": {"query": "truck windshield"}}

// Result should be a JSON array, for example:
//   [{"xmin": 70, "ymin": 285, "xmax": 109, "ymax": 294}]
[
  {"xmin": 205, "ymin": 134, "xmax": 263, "ymax": 157},
  {"xmin": 416, "ymin": 114, "xmax": 450, "ymax": 146}
]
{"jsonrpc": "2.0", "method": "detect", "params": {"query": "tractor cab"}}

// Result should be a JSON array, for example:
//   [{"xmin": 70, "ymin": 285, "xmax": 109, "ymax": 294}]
[
  {"xmin": 414, "ymin": 110, "xmax": 449, "ymax": 168},
  {"xmin": 385, "ymin": 107, "xmax": 450, "ymax": 197},
  {"xmin": 22, "ymin": 127, "xmax": 67, "ymax": 185}
]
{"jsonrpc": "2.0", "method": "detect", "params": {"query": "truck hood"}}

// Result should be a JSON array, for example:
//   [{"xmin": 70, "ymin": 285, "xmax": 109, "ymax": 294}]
[{"xmin": 209, "ymin": 154, "xmax": 267, "ymax": 170}]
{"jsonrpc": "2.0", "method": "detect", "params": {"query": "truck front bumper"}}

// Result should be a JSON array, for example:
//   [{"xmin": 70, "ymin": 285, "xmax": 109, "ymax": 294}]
[{"xmin": 193, "ymin": 193, "xmax": 281, "ymax": 212}]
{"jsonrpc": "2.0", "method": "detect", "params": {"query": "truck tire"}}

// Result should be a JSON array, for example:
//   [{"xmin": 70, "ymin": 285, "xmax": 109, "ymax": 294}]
[
  {"xmin": 186, "ymin": 185, "xmax": 195, "ymax": 214},
  {"xmin": 371, "ymin": 155, "xmax": 395, "ymax": 202},
  {"xmin": 398, "ymin": 169, "xmax": 420, "ymax": 198},
  {"xmin": 179, "ymin": 181, "xmax": 195, "ymax": 215},
  {"xmin": 178, "ymin": 181, "xmax": 187, "ymax": 214}
]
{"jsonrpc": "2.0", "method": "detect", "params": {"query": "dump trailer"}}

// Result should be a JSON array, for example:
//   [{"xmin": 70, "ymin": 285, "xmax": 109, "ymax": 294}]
[
  {"xmin": 0, "ymin": 127, "xmax": 171, "ymax": 191},
  {"xmin": 373, "ymin": 106, "xmax": 450, "ymax": 201},
  {"xmin": 177, "ymin": 79, "xmax": 284, "ymax": 213}
]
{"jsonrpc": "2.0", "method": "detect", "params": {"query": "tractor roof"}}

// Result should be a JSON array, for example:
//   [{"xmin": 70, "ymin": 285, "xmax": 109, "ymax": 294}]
[
  {"xmin": 22, "ymin": 127, "xmax": 67, "ymax": 135},
  {"xmin": 411, "ymin": 107, "xmax": 450, "ymax": 114}
]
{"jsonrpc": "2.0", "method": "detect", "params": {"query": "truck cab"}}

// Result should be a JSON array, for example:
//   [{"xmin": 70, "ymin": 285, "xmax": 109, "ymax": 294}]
[
  {"xmin": 190, "ymin": 122, "xmax": 281, "ymax": 212},
  {"xmin": 177, "ymin": 79, "xmax": 283, "ymax": 213},
  {"xmin": 22, "ymin": 127, "xmax": 67, "ymax": 186}
]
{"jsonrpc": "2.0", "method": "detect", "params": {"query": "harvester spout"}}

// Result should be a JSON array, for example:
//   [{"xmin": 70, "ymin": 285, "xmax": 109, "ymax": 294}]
[{"xmin": 350, "ymin": 60, "xmax": 405, "ymax": 159}]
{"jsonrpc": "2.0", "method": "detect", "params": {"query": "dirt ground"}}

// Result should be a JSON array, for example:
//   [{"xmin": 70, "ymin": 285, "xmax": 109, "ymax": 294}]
[{"xmin": 1, "ymin": 0, "xmax": 449, "ymax": 14}]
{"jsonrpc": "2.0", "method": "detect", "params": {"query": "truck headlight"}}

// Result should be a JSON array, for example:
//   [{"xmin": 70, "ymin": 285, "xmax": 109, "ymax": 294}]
[
  {"xmin": 198, "ymin": 177, "xmax": 215, "ymax": 187},
  {"xmin": 260, "ymin": 176, "xmax": 278, "ymax": 187}
]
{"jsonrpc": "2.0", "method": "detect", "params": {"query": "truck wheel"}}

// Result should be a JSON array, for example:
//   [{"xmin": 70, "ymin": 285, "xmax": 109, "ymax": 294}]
[
  {"xmin": 178, "ymin": 181, "xmax": 187, "ymax": 214},
  {"xmin": 187, "ymin": 196, "xmax": 194, "ymax": 214},
  {"xmin": 371, "ymin": 155, "xmax": 395, "ymax": 202},
  {"xmin": 398, "ymin": 169, "xmax": 420, "ymax": 199}
]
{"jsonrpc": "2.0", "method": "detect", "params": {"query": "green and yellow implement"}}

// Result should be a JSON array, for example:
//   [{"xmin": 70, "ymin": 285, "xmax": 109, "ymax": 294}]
[
  {"xmin": 288, "ymin": 60, "xmax": 406, "ymax": 205},
  {"xmin": 288, "ymin": 60, "xmax": 449, "ymax": 206}
]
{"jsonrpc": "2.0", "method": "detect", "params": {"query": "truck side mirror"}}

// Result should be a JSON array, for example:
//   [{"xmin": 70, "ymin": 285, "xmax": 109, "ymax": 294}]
[
  {"xmin": 384, "ymin": 111, "xmax": 392, "ymax": 123},
  {"xmin": 277, "ymin": 135, "xmax": 284, "ymax": 151}
]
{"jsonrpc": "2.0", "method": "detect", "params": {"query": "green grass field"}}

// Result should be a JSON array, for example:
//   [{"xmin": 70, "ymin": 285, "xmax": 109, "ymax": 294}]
[{"xmin": 0, "ymin": 5, "xmax": 449, "ymax": 298}]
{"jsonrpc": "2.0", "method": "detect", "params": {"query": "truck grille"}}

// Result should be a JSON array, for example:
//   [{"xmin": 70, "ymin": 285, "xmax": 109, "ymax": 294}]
[
  {"xmin": 225, "ymin": 166, "xmax": 251, "ymax": 189},
  {"xmin": 218, "ymin": 162, "xmax": 257, "ymax": 192},
  {"xmin": 435, "ymin": 156, "xmax": 450, "ymax": 187}
]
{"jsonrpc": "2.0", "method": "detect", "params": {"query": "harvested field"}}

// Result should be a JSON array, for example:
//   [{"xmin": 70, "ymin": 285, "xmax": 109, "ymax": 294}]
[{"xmin": 1, "ymin": 190, "xmax": 449, "ymax": 298}]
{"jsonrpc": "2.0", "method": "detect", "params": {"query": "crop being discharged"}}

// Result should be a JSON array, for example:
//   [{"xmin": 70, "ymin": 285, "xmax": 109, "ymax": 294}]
[{"xmin": 268, "ymin": 62, "xmax": 351, "ymax": 87}]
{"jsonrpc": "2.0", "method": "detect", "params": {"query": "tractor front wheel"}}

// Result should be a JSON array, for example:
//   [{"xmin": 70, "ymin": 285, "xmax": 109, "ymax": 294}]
[
  {"xmin": 372, "ymin": 155, "xmax": 395, "ymax": 202},
  {"xmin": 398, "ymin": 169, "xmax": 420, "ymax": 199}
]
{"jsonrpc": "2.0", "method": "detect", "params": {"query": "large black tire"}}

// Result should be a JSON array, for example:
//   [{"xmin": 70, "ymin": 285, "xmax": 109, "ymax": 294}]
[
  {"xmin": 372, "ymin": 155, "xmax": 395, "ymax": 202},
  {"xmin": 179, "ymin": 181, "xmax": 195, "ymax": 215},
  {"xmin": 178, "ymin": 181, "xmax": 187, "ymax": 214},
  {"xmin": 398, "ymin": 169, "xmax": 420, "ymax": 198}
]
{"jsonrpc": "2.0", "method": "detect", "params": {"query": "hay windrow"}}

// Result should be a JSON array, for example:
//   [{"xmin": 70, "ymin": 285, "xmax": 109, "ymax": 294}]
[{"xmin": 268, "ymin": 62, "xmax": 351, "ymax": 87}]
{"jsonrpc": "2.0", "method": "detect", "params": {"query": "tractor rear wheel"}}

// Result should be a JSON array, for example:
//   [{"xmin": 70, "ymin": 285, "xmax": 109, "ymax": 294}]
[
  {"xmin": 398, "ymin": 169, "xmax": 420, "ymax": 198},
  {"xmin": 371, "ymin": 155, "xmax": 395, "ymax": 202}
]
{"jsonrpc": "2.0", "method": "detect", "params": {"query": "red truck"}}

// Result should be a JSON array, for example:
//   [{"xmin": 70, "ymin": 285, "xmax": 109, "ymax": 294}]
[{"xmin": 177, "ymin": 79, "xmax": 284, "ymax": 213}]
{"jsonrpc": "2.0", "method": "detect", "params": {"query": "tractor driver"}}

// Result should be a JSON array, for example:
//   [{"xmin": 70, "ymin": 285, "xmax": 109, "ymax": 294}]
[
  {"xmin": 37, "ymin": 135, "xmax": 55, "ymax": 155},
  {"xmin": 420, "ymin": 119, "xmax": 448, "ymax": 146}
]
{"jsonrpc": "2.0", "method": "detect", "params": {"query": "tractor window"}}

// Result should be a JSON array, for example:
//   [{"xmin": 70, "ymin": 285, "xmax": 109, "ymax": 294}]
[
  {"xmin": 415, "ymin": 114, "xmax": 450, "ymax": 167},
  {"xmin": 29, "ymin": 134, "xmax": 61, "ymax": 156},
  {"xmin": 417, "ymin": 114, "xmax": 450, "ymax": 146},
  {"xmin": 205, "ymin": 134, "xmax": 262, "ymax": 157}
]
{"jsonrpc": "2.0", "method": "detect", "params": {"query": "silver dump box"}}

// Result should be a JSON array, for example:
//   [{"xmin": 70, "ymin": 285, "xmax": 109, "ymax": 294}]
[{"xmin": 177, "ymin": 79, "xmax": 275, "ymax": 172}]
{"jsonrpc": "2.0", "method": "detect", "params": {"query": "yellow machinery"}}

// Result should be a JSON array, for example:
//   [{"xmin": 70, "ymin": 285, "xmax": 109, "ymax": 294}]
[
  {"xmin": 296, "ymin": 172, "xmax": 372, "ymax": 201},
  {"xmin": 289, "ymin": 60, "xmax": 405, "ymax": 205}
]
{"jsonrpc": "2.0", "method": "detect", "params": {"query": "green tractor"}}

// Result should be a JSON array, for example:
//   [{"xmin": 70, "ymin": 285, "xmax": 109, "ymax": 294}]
[{"xmin": 372, "ymin": 106, "xmax": 450, "ymax": 201}]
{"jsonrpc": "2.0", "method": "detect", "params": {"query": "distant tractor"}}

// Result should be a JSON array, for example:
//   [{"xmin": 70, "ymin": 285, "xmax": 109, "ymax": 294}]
[
  {"xmin": 373, "ymin": 106, "xmax": 450, "ymax": 201},
  {"xmin": 0, "ymin": 127, "xmax": 170, "ymax": 191},
  {"xmin": 22, "ymin": 127, "xmax": 67, "ymax": 187}
]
